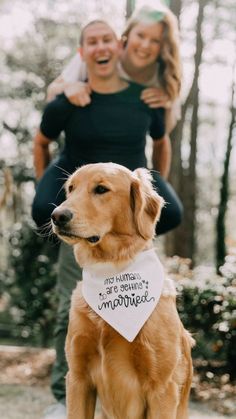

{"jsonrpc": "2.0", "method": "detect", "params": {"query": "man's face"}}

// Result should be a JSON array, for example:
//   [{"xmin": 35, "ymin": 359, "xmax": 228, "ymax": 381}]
[{"xmin": 81, "ymin": 22, "xmax": 121, "ymax": 79}]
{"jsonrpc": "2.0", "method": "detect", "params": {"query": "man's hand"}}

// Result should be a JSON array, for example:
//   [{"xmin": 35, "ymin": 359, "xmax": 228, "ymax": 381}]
[
  {"xmin": 141, "ymin": 87, "xmax": 171, "ymax": 109},
  {"xmin": 64, "ymin": 81, "xmax": 92, "ymax": 107}
]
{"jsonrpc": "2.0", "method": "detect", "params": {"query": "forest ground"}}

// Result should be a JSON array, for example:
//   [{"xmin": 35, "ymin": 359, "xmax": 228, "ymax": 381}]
[{"xmin": 0, "ymin": 345, "xmax": 235, "ymax": 419}]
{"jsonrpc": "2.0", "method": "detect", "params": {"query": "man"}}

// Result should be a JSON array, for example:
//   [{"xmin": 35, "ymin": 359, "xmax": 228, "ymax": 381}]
[{"xmin": 33, "ymin": 20, "xmax": 182, "ymax": 419}]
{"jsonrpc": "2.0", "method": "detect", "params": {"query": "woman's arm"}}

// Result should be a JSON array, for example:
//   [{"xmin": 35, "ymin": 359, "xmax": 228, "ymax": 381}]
[
  {"xmin": 46, "ymin": 53, "xmax": 90, "ymax": 105},
  {"xmin": 64, "ymin": 81, "xmax": 91, "ymax": 106},
  {"xmin": 47, "ymin": 78, "xmax": 91, "ymax": 106},
  {"xmin": 47, "ymin": 76, "xmax": 67, "ymax": 102}
]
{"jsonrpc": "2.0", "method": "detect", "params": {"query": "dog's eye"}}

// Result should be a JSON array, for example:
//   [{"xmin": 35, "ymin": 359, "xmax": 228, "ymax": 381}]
[
  {"xmin": 68, "ymin": 184, "xmax": 74, "ymax": 193},
  {"xmin": 94, "ymin": 185, "xmax": 110, "ymax": 194}
]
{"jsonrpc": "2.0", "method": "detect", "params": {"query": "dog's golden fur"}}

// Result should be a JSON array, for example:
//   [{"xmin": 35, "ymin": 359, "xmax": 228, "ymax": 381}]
[{"xmin": 52, "ymin": 163, "xmax": 194, "ymax": 419}]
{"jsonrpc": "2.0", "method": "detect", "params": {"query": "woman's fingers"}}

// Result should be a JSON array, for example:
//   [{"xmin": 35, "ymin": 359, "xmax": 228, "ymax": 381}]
[
  {"xmin": 144, "ymin": 97, "xmax": 171, "ymax": 108},
  {"xmin": 64, "ymin": 82, "xmax": 91, "ymax": 106},
  {"xmin": 141, "ymin": 87, "xmax": 171, "ymax": 108},
  {"xmin": 74, "ymin": 92, "xmax": 91, "ymax": 107}
]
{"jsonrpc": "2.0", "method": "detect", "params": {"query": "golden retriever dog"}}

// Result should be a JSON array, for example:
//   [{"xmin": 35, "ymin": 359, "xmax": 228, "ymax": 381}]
[{"xmin": 51, "ymin": 162, "xmax": 194, "ymax": 419}]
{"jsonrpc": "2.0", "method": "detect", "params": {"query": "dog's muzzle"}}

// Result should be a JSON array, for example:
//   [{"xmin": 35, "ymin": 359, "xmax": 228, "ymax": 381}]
[
  {"xmin": 51, "ymin": 207, "xmax": 100, "ymax": 243},
  {"xmin": 51, "ymin": 207, "xmax": 73, "ymax": 227}
]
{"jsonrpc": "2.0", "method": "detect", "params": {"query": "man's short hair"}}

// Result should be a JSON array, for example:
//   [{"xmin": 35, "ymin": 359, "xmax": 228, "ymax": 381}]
[{"xmin": 79, "ymin": 20, "xmax": 117, "ymax": 45}]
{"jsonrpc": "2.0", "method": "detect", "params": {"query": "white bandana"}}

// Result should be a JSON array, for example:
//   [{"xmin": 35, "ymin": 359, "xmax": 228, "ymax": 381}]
[{"xmin": 82, "ymin": 249, "xmax": 165, "ymax": 342}]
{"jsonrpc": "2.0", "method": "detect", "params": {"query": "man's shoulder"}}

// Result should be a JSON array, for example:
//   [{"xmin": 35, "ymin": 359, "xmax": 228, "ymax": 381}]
[
  {"xmin": 46, "ymin": 93, "xmax": 73, "ymax": 108},
  {"xmin": 118, "ymin": 81, "xmax": 145, "ymax": 103},
  {"xmin": 42, "ymin": 93, "xmax": 76, "ymax": 119},
  {"xmin": 125, "ymin": 81, "xmax": 145, "ymax": 94},
  {"xmin": 40, "ymin": 94, "xmax": 76, "ymax": 137}
]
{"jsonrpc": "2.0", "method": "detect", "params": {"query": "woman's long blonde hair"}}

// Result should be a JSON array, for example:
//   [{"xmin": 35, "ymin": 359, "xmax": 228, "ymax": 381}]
[{"xmin": 122, "ymin": 5, "xmax": 181, "ymax": 101}]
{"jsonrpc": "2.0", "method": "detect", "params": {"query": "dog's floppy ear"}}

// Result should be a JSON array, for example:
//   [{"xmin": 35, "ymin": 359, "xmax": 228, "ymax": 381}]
[{"xmin": 130, "ymin": 169, "xmax": 164, "ymax": 240}]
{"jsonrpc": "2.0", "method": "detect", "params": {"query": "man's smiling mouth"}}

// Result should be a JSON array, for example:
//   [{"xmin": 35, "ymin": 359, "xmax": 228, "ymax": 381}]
[{"xmin": 96, "ymin": 57, "xmax": 110, "ymax": 65}]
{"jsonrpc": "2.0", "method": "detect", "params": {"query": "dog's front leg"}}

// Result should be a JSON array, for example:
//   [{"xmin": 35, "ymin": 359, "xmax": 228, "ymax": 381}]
[
  {"xmin": 146, "ymin": 382, "xmax": 179, "ymax": 419},
  {"xmin": 66, "ymin": 372, "xmax": 96, "ymax": 419}
]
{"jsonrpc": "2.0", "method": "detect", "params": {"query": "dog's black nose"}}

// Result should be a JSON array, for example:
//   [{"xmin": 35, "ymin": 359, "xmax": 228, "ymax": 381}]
[{"xmin": 51, "ymin": 208, "xmax": 73, "ymax": 227}]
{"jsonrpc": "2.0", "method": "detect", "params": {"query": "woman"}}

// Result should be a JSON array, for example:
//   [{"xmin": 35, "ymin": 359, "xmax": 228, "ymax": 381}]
[{"xmin": 47, "ymin": 4, "xmax": 181, "ymax": 132}]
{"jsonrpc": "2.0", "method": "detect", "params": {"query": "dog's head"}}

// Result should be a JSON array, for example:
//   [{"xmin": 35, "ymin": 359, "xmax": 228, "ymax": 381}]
[{"xmin": 51, "ymin": 163, "xmax": 164, "ymax": 267}]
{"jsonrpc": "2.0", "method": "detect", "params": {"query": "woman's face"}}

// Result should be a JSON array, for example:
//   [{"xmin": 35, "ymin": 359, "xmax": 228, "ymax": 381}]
[{"xmin": 125, "ymin": 22, "xmax": 164, "ymax": 69}]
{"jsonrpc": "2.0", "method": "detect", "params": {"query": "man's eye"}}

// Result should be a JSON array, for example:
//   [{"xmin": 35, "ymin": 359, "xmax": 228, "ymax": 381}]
[
  {"xmin": 94, "ymin": 185, "xmax": 110, "ymax": 194},
  {"xmin": 137, "ymin": 32, "xmax": 144, "ymax": 39},
  {"xmin": 87, "ymin": 40, "xmax": 97, "ymax": 46}
]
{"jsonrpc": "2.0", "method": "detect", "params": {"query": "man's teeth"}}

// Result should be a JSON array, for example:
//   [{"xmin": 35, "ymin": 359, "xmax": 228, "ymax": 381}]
[{"xmin": 97, "ymin": 58, "xmax": 110, "ymax": 64}]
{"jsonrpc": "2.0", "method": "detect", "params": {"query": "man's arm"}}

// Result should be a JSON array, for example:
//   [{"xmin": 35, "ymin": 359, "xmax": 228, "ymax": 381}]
[
  {"xmin": 152, "ymin": 135, "xmax": 172, "ymax": 180},
  {"xmin": 141, "ymin": 89, "xmax": 181, "ymax": 134},
  {"xmin": 33, "ymin": 130, "xmax": 52, "ymax": 180}
]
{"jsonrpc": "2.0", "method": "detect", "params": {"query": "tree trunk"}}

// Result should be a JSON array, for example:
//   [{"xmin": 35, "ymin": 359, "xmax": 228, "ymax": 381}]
[
  {"xmin": 126, "ymin": 0, "xmax": 135, "ymax": 19},
  {"xmin": 165, "ymin": 0, "xmax": 182, "ymax": 256},
  {"xmin": 169, "ymin": 0, "xmax": 182, "ymax": 18},
  {"xmin": 165, "ymin": 0, "xmax": 208, "ymax": 262},
  {"xmin": 216, "ymin": 63, "xmax": 236, "ymax": 273}
]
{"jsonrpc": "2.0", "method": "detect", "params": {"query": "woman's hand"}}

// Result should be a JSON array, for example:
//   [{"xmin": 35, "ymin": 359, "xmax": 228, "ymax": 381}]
[
  {"xmin": 64, "ymin": 82, "xmax": 92, "ymax": 107},
  {"xmin": 141, "ymin": 87, "xmax": 171, "ymax": 109}
]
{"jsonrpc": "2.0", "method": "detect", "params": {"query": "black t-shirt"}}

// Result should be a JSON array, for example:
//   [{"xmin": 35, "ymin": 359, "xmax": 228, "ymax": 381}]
[{"xmin": 40, "ymin": 82, "xmax": 165, "ymax": 172}]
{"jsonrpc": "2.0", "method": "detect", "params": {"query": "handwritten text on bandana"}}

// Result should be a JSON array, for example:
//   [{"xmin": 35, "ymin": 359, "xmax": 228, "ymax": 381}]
[{"xmin": 82, "ymin": 249, "xmax": 165, "ymax": 342}]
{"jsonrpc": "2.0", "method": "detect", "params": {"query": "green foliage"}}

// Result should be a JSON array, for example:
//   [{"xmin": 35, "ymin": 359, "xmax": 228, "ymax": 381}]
[
  {"xmin": 168, "ymin": 257, "xmax": 236, "ymax": 379},
  {"xmin": 3, "ymin": 219, "xmax": 59, "ymax": 346},
  {"xmin": 2, "ymin": 220, "xmax": 236, "ymax": 381}
]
